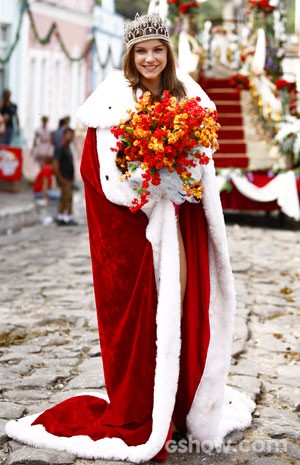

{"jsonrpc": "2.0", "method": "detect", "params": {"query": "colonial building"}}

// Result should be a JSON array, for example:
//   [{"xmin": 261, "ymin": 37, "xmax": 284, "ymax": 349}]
[
  {"xmin": 1, "ymin": 0, "xmax": 124, "ymax": 150},
  {"xmin": 22, "ymin": 0, "xmax": 94, "ymax": 140}
]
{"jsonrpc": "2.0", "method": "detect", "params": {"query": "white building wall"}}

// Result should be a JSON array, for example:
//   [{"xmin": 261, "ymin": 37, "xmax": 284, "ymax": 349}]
[
  {"xmin": 92, "ymin": 4, "xmax": 124, "ymax": 87},
  {"xmin": 1, "ymin": 0, "xmax": 24, "ymax": 109}
]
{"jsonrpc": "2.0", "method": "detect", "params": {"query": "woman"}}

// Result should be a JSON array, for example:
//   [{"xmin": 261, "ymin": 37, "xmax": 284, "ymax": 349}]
[
  {"xmin": 5, "ymin": 13, "xmax": 254, "ymax": 462},
  {"xmin": 32, "ymin": 116, "xmax": 54, "ymax": 167}
]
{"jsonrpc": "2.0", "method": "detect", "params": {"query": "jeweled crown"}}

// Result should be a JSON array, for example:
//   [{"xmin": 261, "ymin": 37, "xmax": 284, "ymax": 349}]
[{"xmin": 124, "ymin": 13, "xmax": 170, "ymax": 49}]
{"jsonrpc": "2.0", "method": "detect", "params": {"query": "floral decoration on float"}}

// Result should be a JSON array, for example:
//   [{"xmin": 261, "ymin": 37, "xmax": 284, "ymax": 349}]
[
  {"xmin": 167, "ymin": 0, "xmax": 200, "ymax": 15},
  {"xmin": 275, "ymin": 116, "xmax": 300, "ymax": 167},
  {"xmin": 111, "ymin": 91, "xmax": 219, "ymax": 212},
  {"xmin": 229, "ymin": 74, "xmax": 250, "ymax": 90},
  {"xmin": 167, "ymin": 0, "xmax": 202, "ymax": 28},
  {"xmin": 248, "ymin": 0, "xmax": 277, "ymax": 12}
]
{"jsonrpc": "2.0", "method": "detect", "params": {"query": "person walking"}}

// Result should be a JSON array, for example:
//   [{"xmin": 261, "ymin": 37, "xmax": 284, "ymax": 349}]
[
  {"xmin": 0, "ymin": 89, "xmax": 19, "ymax": 145},
  {"xmin": 51, "ymin": 116, "xmax": 70, "ymax": 150},
  {"xmin": 32, "ymin": 116, "xmax": 54, "ymax": 167},
  {"xmin": 52, "ymin": 127, "xmax": 76, "ymax": 225},
  {"xmin": 5, "ymin": 13, "xmax": 254, "ymax": 462},
  {"xmin": 0, "ymin": 110, "xmax": 5, "ymax": 144}
]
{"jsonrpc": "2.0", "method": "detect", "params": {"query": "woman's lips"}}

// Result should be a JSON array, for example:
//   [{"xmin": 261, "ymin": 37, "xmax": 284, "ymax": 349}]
[{"xmin": 143, "ymin": 66, "xmax": 157, "ymax": 71}]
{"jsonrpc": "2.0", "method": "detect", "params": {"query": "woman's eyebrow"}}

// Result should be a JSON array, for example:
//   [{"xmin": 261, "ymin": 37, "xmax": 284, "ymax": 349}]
[{"xmin": 135, "ymin": 45, "xmax": 166, "ymax": 51}]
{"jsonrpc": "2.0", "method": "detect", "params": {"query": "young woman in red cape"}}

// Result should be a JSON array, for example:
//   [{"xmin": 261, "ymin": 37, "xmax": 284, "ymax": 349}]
[{"xmin": 6, "ymin": 13, "xmax": 254, "ymax": 463}]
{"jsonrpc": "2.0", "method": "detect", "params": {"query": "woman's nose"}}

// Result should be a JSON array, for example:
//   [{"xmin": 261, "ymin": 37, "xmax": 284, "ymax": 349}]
[{"xmin": 145, "ymin": 52, "xmax": 155, "ymax": 62}]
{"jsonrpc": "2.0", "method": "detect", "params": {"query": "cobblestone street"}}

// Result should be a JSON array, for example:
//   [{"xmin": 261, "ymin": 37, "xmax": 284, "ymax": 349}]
[{"xmin": 0, "ymin": 201, "xmax": 299, "ymax": 465}]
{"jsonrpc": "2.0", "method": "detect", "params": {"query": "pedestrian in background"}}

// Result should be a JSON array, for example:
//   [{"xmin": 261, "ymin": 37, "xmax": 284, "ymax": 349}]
[
  {"xmin": 52, "ymin": 127, "xmax": 76, "ymax": 225},
  {"xmin": 0, "ymin": 107, "xmax": 5, "ymax": 144},
  {"xmin": 33, "ymin": 155, "xmax": 60, "ymax": 203},
  {"xmin": 51, "ymin": 116, "xmax": 70, "ymax": 150},
  {"xmin": 0, "ymin": 89, "xmax": 19, "ymax": 145},
  {"xmin": 32, "ymin": 116, "xmax": 54, "ymax": 167}
]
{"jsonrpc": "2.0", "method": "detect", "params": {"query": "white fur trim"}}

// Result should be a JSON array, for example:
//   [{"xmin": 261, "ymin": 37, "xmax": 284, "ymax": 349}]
[
  {"xmin": 187, "ymin": 161, "xmax": 255, "ymax": 444},
  {"xmin": 218, "ymin": 386, "xmax": 256, "ymax": 440},
  {"xmin": 5, "ymin": 200, "xmax": 181, "ymax": 463},
  {"xmin": 76, "ymin": 71, "xmax": 135, "ymax": 129},
  {"xmin": 96, "ymin": 128, "xmax": 136, "ymax": 207},
  {"xmin": 76, "ymin": 70, "xmax": 215, "ymax": 129}
]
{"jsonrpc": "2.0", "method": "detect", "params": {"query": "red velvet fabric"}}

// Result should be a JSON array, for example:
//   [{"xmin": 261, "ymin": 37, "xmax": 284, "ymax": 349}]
[{"xmin": 32, "ymin": 128, "xmax": 211, "ymax": 462}]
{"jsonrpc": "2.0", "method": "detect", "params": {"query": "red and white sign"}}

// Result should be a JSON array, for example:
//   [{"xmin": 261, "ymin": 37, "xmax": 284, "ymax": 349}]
[{"xmin": 0, "ymin": 146, "xmax": 22, "ymax": 181}]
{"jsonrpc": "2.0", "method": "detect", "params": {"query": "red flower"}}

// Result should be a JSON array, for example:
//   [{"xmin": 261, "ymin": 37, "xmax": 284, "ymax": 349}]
[
  {"xmin": 111, "ymin": 91, "xmax": 220, "ymax": 212},
  {"xmin": 249, "ymin": 0, "xmax": 276, "ymax": 11},
  {"xmin": 275, "ymin": 78, "xmax": 294, "ymax": 90},
  {"xmin": 229, "ymin": 74, "xmax": 250, "ymax": 90},
  {"xmin": 178, "ymin": 1, "xmax": 198, "ymax": 14}
]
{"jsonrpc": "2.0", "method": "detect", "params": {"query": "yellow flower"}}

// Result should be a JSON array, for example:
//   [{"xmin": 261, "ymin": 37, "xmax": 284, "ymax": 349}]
[
  {"xmin": 168, "ymin": 134, "xmax": 179, "ymax": 144},
  {"xmin": 174, "ymin": 115, "xmax": 181, "ymax": 125},
  {"xmin": 135, "ymin": 103, "xmax": 143, "ymax": 111},
  {"xmin": 180, "ymin": 171, "xmax": 190, "ymax": 180}
]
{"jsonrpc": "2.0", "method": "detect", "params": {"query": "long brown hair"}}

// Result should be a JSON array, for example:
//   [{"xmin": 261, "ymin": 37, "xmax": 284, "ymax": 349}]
[{"xmin": 123, "ymin": 40, "xmax": 186, "ymax": 100}]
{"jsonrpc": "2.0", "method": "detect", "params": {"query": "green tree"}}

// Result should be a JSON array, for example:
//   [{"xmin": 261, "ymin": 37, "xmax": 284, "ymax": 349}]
[
  {"xmin": 115, "ymin": 0, "xmax": 149, "ymax": 18},
  {"xmin": 286, "ymin": 0, "xmax": 295, "ymax": 33}
]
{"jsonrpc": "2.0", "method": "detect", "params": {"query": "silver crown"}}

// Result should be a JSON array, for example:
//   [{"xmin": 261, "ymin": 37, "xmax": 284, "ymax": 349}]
[{"xmin": 124, "ymin": 13, "xmax": 170, "ymax": 48}]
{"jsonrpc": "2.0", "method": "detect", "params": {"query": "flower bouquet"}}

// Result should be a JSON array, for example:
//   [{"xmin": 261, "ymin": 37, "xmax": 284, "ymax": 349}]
[{"xmin": 111, "ymin": 90, "xmax": 220, "ymax": 212}]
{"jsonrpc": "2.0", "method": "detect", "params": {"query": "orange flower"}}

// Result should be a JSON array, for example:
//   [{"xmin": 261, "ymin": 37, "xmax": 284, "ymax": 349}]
[{"xmin": 111, "ymin": 91, "xmax": 220, "ymax": 212}]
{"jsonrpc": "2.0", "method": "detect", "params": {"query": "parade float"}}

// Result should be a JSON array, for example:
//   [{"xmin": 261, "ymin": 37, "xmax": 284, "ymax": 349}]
[
  {"xmin": 154, "ymin": 0, "xmax": 300, "ymax": 222},
  {"xmin": 214, "ymin": 0, "xmax": 300, "ymax": 222}
]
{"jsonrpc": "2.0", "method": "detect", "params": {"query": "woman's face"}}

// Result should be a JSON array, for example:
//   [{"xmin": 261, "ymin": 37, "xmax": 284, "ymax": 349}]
[{"xmin": 133, "ymin": 39, "xmax": 167, "ymax": 87}]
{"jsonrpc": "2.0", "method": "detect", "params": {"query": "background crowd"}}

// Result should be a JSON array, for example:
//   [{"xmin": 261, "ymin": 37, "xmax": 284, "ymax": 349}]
[{"xmin": 0, "ymin": 90, "xmax": 76, "ymax": 225}]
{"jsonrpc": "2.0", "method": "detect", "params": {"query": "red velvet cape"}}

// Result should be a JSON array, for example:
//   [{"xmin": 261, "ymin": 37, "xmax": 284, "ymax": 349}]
[{"xmin": 32, "ymin": 128, "xmax": 211, "ymax": 461}]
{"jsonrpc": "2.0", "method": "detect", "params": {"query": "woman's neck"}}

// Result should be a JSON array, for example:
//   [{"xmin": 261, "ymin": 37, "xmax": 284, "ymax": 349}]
[{"xmin": 140, "ymin": 77, "xmax": 162, "ymax": 97}]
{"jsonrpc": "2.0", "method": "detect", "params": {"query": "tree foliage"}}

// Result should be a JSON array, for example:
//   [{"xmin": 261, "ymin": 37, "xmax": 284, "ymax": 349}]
[{"xmin": 115, "ymin": 0, "xmax": 149, "ymax": 18}]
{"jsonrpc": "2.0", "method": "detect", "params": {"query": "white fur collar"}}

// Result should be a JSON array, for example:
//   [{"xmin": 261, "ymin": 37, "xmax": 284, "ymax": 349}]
[{"xmin": 76, "ymin": 69, "xmax": 215, "ymax": 129}]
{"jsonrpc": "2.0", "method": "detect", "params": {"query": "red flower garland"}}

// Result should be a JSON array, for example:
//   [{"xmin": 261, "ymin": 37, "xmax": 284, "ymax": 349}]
[
  {"xmin": 249, "ymin": 0, "xmax": 276, "ymax": 12},
  {"xmin": 111, "ymin": 91, "xmax": 220, "ymax": 212}
]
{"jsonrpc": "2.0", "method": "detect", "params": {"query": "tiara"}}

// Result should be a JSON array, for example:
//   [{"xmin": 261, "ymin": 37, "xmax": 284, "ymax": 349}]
[{"xmin": 124, "ymin": 13, "xmax": 170, "ymax": 48}]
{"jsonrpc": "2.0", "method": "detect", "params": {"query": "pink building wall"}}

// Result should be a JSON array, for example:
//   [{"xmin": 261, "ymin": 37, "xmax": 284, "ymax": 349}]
[
  {"xmin": 24, "ymin": 0, "xmax": 94, "ymax": 141},
  {"xmin": 18, "ymin": 0, "xmax": 94, "ymax": 181}
]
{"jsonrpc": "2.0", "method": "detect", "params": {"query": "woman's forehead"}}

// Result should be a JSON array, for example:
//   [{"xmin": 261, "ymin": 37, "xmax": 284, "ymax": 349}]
[{"xmin": 134, "ymin": 39, "xmax": 167, "ymax": 49}]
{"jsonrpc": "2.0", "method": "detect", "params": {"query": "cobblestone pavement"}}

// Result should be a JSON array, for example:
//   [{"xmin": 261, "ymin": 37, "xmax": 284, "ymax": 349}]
[{"xmin": 0, "ymin": 199, "xmax": 299, "ymax": 465}]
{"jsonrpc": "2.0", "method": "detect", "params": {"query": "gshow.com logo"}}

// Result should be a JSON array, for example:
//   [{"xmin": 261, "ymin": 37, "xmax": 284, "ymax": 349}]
[{"xmin": 166, "ymin": 435, "xmax": 288, "ymax": 455}]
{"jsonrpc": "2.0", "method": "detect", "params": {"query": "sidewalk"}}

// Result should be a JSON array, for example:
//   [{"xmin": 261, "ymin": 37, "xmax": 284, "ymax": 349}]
[
  {"xmin": 0, "ymin": 181, "xmax": 85, "ymax": 235},
  {"xmin": 0, "ymin": 186, "xmax": 40, "ymax": 235}
]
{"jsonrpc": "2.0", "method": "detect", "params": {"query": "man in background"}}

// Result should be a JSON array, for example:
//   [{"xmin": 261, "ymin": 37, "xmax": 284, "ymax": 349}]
[{"xmin": 52, "ymin": 127, "xmax": 77, "ymax": 225}]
